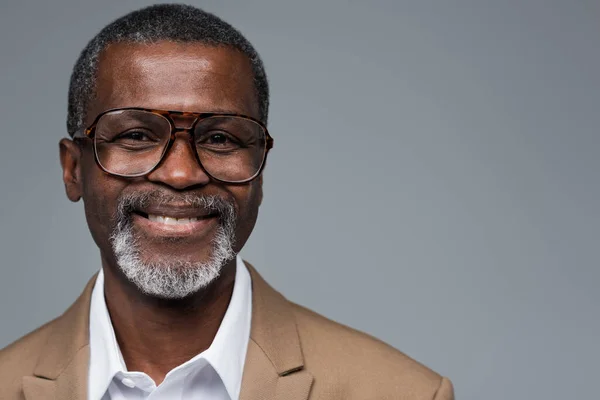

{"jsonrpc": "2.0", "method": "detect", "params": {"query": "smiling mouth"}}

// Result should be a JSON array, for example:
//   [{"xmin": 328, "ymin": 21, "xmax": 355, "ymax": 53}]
[
  {"xmin": 131, "ymin": 210, "xmax": 220, "ymax": 236},
  {"xmin": 134, "ymin": 211, "xmax": 218, "ymax": 225}
]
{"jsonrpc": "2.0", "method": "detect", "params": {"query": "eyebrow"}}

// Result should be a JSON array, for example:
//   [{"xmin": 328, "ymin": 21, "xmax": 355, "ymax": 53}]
[{"xmin": 202, "ymin": 107, "xmax": 242, "ymax": 114}]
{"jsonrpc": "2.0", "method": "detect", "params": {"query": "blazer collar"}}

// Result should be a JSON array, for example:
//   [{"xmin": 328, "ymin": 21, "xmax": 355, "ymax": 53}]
[
  {"xmin": 24, "ymin": 274, "xmax": 96, "ymax": 400},
  {"xmin": 240, "ymin": 262, "xmax": 314, "ymax": 400},
  {"xmin": 22, "ymin": 263, "xmax": 313, "ymax": 400}
]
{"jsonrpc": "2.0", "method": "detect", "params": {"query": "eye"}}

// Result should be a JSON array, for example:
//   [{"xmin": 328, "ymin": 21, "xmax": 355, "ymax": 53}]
[
  {"xmin": 117, "ymin": 131, "xmax": 152, "ymax": 142},
  {"xmin": 197, "ymin": 131, "xmax": 242, "ymax": 151},
  {"xmin": 207, "ymin": 133, "xmax": 228, "ymax": 145}
]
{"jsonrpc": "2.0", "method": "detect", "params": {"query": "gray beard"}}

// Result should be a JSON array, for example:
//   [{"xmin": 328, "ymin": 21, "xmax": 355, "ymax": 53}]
[{"xmin": 109, "ymin": 192, "xmax": 237, "ymax": 299}]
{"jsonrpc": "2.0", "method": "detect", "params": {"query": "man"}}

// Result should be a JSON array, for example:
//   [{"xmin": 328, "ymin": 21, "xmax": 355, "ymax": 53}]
[{"xmin": 0, "ymin": 4, "xmax": 453, "ymax": 399}]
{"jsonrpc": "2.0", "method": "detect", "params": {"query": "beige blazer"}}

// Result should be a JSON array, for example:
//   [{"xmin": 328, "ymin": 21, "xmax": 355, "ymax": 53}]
[{"xmin": 0, "ymin": 264, "xmax": 454, "ymax": 400}]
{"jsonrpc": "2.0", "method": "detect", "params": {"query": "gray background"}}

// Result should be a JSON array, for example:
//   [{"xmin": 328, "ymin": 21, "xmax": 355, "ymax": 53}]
[{"xmin": 0, "ymin": 0, "xmax": 598, "ymax": 399}]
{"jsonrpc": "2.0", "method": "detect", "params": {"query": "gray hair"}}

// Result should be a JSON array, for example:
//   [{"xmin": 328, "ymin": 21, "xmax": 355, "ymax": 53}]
[
  {"xmin": 110, "ymin": 191, "xmax": 237, "ymax": 299},
  {"xmin": 67, "ymin": 3, "xmax": 269, "ymax": 137}
]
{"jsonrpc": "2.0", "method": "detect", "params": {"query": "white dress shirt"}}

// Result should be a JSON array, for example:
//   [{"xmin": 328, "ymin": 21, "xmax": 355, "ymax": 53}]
[{"xmin": 88, "ymin": 256, "xmax": 252, "ymax": 400}]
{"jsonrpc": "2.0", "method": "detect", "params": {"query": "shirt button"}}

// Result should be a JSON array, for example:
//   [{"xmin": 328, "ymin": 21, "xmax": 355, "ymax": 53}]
[{"xmin": 121, "ymin": 377, "xmax": 136, "ymax": 388}]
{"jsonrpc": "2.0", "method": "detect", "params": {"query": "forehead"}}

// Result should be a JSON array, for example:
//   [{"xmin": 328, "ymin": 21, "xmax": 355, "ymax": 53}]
[{"xmin": 89, "ymin": 41, "xmax": 259, "ymax": 123}]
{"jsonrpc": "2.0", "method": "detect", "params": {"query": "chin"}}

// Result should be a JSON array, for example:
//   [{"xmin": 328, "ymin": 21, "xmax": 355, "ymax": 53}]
[
  {"xmin": 138, "ymin": 247, "xmax": 215, "ymax": 266},
  {"xmin": 118, "ymin": 256, "xmax": 226, "ymax": 299},
  {"xmin": 114, "ymin": 240, "xmax": 235, "ymax": 298}
]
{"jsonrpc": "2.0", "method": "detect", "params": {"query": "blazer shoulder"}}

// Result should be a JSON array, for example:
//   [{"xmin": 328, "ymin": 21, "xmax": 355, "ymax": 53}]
[
  {"xmin": 0, "ymin": 318, "xmax": 57, "ymax": 382},
  {"xmin": 289, "ymin": 302, "xmax": 451, "ymax": 399}
]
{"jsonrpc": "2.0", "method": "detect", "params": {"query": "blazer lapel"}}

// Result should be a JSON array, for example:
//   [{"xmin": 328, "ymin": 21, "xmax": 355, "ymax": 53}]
[
  {"xmin": 22, "ymin": 264, "xmax": 315, "ymax": 400},
  {"xmin": 22, "ymin": 275, "xmax": 97, "ymax": 400},
  {"xmin": 241, "ymin": 263, "xmax": 314, "ymax": 400}
]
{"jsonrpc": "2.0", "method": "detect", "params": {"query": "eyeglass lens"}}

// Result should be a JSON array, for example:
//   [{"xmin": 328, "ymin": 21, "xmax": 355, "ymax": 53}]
[{"xmin": 93, "ymin": 109, "xmax": 267, "ymax": 182}]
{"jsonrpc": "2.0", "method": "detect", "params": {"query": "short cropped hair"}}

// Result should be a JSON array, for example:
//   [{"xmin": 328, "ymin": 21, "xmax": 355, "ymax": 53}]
[{"xmin": 67, "ymin": 3, "xmax": 269, "ymax": 136}]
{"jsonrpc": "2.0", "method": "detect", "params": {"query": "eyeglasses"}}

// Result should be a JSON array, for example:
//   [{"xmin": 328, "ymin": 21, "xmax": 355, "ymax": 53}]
[{"xmin": 73, "ymin": 107, "xmax": 274, "ymax": 183}]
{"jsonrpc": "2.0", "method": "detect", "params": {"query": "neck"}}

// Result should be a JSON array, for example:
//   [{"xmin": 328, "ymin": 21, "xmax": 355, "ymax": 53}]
[{"xmin": 101, "ymin": 256, "xmax": 237, "ymax": 385}]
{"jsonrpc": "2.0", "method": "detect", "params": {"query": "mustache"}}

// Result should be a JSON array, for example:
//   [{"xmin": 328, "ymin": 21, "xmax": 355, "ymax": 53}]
[{"xmin": 115, "ymin": 190, "xmax": 237, "ymax": 224}]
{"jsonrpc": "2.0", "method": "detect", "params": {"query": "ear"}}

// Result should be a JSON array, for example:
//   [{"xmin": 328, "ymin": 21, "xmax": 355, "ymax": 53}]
[{"xmin": 59, "ymin": 138, "xmax": 83, "ymax": 202}]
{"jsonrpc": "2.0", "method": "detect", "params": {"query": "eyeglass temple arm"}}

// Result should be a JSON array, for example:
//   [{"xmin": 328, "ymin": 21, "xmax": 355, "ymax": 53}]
[{"xmin": 72, "ymin": 128, "xmax": 92, "ymax": 139}]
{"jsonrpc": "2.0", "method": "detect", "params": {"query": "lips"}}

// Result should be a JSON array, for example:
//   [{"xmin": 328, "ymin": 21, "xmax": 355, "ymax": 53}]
[{"xmin": 131, "ymin": 206, "xmax": 220, "ymax": 237}]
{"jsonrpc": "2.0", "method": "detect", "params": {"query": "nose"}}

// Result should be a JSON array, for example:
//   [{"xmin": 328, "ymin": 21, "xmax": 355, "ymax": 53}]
[{"xmin": 146, "ymin": 131, "xmax": 211, "ymax": 190}]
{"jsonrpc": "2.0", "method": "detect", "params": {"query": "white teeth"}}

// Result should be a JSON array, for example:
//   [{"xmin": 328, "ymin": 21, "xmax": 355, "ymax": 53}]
[{"xmin": 147, "ymin": 214, "xmax": 200, "ymax": 225}]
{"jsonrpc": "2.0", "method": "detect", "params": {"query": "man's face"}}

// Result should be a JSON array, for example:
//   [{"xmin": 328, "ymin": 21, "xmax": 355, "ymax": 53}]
[{"xmin": 60, "ymin": 42, "xmax": 263, "ymax": 297}]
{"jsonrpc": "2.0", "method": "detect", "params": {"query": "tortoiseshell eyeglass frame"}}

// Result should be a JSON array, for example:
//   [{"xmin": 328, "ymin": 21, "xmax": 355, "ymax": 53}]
[{"xmin": 72, "ymin": 107, "xmax": 274, "ymax": 184}]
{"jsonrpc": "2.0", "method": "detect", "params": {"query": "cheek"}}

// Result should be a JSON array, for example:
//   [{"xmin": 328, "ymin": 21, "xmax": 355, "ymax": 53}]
[
  {"xmin": 80, "ymin": 151, "xmax": 125, "ymax": 248},
  {"xmin": 231, "ymin": 181, "xmax": 262, "ymax": 240}
]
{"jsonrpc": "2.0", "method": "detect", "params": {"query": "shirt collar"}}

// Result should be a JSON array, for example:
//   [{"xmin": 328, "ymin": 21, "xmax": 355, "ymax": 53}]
[{"xmin": 88, "ymin": 255, "xmax": 252, "ymax": 400}]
